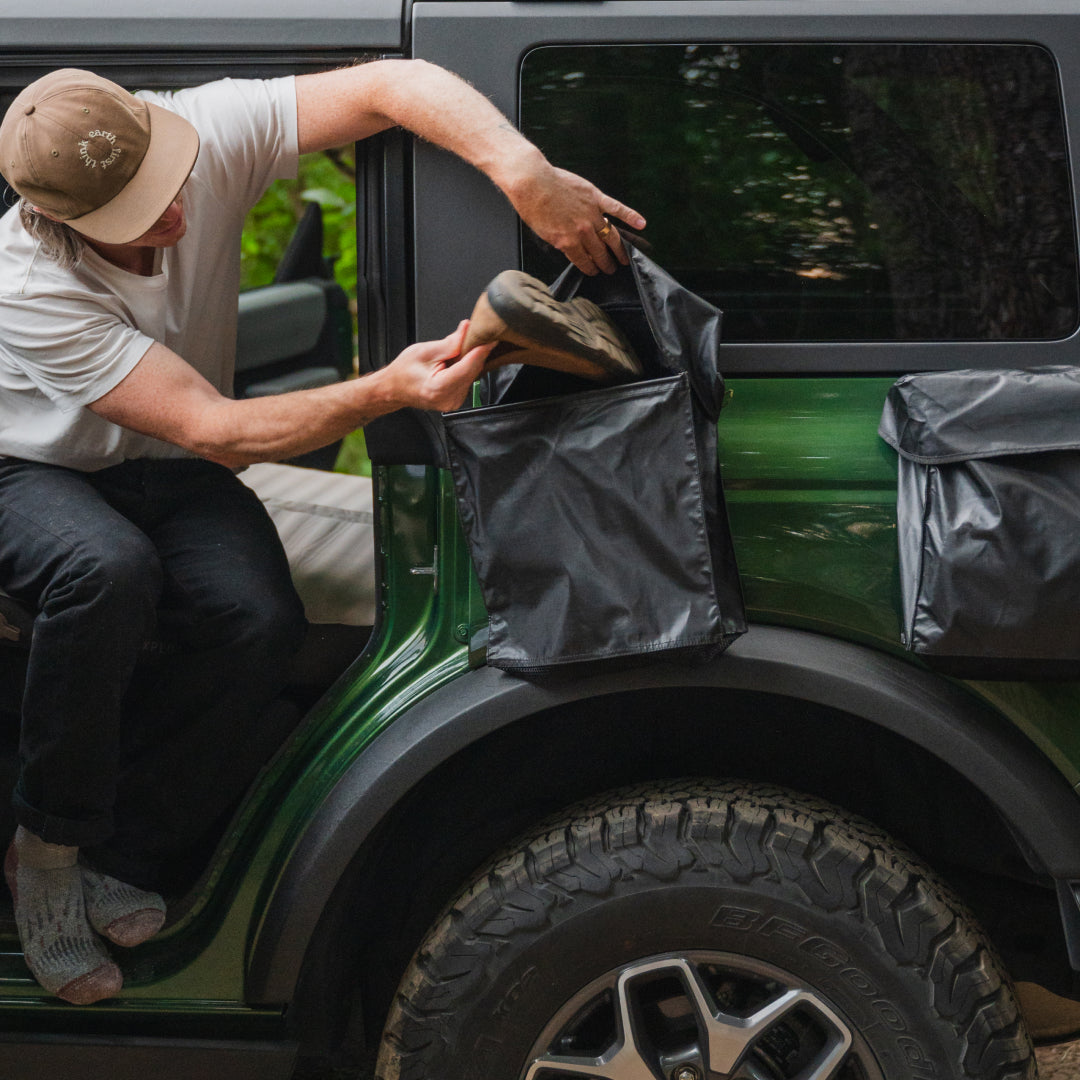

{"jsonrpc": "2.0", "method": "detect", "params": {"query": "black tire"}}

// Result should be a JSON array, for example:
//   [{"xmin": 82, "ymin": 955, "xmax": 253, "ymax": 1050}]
[{"xmin": 376, "ymin": 781, "xmax": 1034, "ymax": 1080}]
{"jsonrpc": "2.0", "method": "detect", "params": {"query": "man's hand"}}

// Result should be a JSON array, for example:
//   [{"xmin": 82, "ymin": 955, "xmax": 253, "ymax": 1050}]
[
  {"xmin": 502, "ymin": 156, "xmax": 646, "ymax": 276},
  {"xmin": 381, "ymin": 322, "xmax": 492, "ymax": 412}
]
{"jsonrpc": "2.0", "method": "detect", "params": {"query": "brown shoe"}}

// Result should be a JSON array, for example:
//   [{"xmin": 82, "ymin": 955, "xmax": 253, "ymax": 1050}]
[{"xmin": 462, "ymin": 270, "xmax": 642, "ymax": 382}]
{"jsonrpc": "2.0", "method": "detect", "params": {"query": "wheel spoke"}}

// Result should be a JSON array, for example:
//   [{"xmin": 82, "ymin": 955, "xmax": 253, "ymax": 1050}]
[
  {"xmin": 680, "ymin": 960, "xmax": 853, "ymax": 1079},
  {"xmin": 522, "ymin": 1055, "xmax": 641, "ymax": 1078},
  {"xmin": 524, "ymin": 960, "xmax": 673, "ymax": 1079},
  {"xmin": 524, "ymin": 954, "xmax": 855, "ymax": 1080},
  {"xmin": 692, "ymin": 978, "xmax": 806, "ymax": 1073}
]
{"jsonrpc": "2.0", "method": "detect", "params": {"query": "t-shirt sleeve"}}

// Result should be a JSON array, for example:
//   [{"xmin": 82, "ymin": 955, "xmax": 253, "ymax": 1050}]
[
  {"xmin": 138, "ymin": 76, "xmax": 299, "ymax": 213},
  {"xmin": 0, "ymin": 290, "xmax": 154, "ymax": 412}
]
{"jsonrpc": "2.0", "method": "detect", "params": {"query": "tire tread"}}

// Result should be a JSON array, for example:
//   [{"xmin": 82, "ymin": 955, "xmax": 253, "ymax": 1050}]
[{"xmin": 376, "ymin": 780, "xmax": 1034, "ymax": 1080}]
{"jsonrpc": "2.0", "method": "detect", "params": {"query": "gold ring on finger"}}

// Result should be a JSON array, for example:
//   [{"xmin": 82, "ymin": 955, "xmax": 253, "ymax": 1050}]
[{"xmin": 596, "ymin": 217, "xmax": 613, "ymax": 240}]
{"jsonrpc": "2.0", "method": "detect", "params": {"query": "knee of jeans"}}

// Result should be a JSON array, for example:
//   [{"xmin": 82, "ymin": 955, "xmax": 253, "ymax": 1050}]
[
  {"xmin": 56, "ymin": 532, "xmax": 163, "ymax": 616},
  {"xmin": 220, "ymin": 585, "xmax": 307, "ymax": 657}
]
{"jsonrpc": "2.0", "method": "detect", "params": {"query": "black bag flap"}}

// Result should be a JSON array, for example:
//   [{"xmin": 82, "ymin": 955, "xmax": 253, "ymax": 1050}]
[{"xmin": 880, "ymin": 366, "xmax": 1080, "ymax": 464}]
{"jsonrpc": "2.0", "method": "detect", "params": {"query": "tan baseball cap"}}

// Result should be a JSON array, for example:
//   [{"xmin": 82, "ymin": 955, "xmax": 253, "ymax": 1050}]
[{"xmin": 0, "ymin": 68, "xmax": 200, "ymax": 245}]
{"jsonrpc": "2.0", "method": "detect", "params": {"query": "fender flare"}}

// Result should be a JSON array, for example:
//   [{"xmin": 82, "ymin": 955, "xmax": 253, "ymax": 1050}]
[{"xmin": 246, "ymin": 625, "xmax": 1080, "ymax": 1002}]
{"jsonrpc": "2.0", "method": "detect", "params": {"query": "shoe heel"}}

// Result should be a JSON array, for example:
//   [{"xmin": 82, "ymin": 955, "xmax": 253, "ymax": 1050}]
[
  {"xmin": 463, "ymin": 270, "xmax": 641, "ymax": 382},
  {"xmin": 462, "ymin": 291, "xmax": 509, "ymax": 354}
]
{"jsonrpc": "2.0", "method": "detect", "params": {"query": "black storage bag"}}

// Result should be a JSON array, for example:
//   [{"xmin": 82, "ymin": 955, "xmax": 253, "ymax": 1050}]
[
  {"xmin": 879, "ymin": 366, "xmax": 1080, "ymax": 678},
  {"xmin": 443, "ymin": 243, "xmax": 746, "ymax": 673}
]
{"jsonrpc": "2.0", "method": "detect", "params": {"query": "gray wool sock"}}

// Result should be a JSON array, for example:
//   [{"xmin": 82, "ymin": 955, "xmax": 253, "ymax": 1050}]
[
  {"xmin": 5, "ymin": 827, "xmax": 122, "ymax": 1004},
  {"xmin": 81, "ymin": 866, "xmax": 166, "ymax": 948}
]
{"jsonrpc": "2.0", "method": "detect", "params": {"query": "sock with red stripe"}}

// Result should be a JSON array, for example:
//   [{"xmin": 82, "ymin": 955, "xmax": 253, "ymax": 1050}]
[{"xmin": 5, "ymin": 826, "xmax": 122, "ymax": 1004}]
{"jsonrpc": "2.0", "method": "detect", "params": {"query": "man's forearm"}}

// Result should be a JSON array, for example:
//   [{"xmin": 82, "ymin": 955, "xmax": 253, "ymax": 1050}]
[
  {"xmin": 296, "ymin": 60, "xmax": 645, "ymax": 274},
  {"xmin": 356, "ymin": 60, "xmax": 548, "ymax": 196},
  {"xmin": 185, "ymin": 370, "xmax": 400, "ymax": 468},
  {"xmin": 88, "ymin": 328, "xmax": 488, "ymax": 469},
  {"xmin": 297, "ymin": 60, "xmax": 537, "ymax": 183}
]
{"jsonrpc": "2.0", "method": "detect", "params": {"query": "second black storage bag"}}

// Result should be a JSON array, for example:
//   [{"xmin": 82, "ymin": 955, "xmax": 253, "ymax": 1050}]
[
  {"xmin": 442, "ymin": 243, "xmax": 746, "ymax": 674},
  {"xmin": 879, "ymin": 365, "xmax": 1080, "ymax": 678}
]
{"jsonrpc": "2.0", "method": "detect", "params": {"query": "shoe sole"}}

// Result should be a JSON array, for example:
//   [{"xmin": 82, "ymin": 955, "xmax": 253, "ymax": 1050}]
[{"xmin": 463, "ymin": 271, "xmax": 642, "ymax": 382}]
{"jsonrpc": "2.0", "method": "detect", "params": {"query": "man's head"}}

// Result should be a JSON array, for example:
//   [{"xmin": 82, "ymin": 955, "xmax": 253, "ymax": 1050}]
[{"xmin": 0, "ymin": 68, "xmax": 199, "ymax": 245}]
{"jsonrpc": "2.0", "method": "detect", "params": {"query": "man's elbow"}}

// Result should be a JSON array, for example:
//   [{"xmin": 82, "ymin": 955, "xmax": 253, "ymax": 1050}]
[
  {"xmin": 169, "ymin": 415, "xmax": 255, "ymax": 470},
  {"xmin": 195, "ymin": 446, "xmax": 253, "ymax": 470},
  {"xmin": 362, "ymin": 58, "xmax": 445, "ymax": 112},
  {"xmin": 168, "ymin": 434, "xmax": 248, "ymax": 470},
  {"xmin": 184, "ymin": 426, "xmax": 295, "ymax": 470}
]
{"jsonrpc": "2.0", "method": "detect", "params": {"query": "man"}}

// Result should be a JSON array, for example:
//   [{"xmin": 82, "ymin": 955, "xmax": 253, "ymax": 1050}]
[{"xmin": 0, "ymin": 61, "xmax": 645, "ymax": 1004}]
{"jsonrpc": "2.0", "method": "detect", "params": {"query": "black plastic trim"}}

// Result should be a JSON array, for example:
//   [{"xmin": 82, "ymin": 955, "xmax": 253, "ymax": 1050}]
[
  {"xmin": 0, "ymin": 18, "xmax": 400, "ymax": 50},
  {"xmin": 0, "ymin": 52, "xmax": 377, "ymax": 88},
  {"xmin": 0, "ymin": 1034, "xmax": 296, "ymax": 1080},
  {"xmin": 1059, "ymin": 880, "xmax": 1080, "ymax": 971},
  {"xmin": 247, "ymin": 624, "xmax": 1080, "ymax": 1002},
  {"xmin": 357, "ymin": 128, "xmax": 442, "ymax": 464}
]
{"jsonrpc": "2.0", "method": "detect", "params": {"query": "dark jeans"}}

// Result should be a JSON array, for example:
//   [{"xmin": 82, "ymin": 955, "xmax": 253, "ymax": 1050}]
[{"xmin": 0, "ymin": 457, "xmax": 307, "ymax": 885}]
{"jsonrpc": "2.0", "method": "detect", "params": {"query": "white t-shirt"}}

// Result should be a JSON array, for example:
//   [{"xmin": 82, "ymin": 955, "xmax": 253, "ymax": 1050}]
[{"xmin": 0, "ymin": 76, "xmax": 299, "ymax": 471}]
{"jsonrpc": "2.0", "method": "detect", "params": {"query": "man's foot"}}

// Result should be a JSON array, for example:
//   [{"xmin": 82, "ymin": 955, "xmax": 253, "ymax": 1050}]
[
  {"xmin": 81, "ymin": 866, "xmax": 166, "ymax": 948},
  {"xmin": 5, "ymin": 828, "xmax": 123, "ymax": 1004},
  {"xmin": 81, "ymin": 864, "xmax": 165, "ymax": 950},
  {"xmin": 462, "ymin": 270, "xmax": 643, "ymax": 383}
]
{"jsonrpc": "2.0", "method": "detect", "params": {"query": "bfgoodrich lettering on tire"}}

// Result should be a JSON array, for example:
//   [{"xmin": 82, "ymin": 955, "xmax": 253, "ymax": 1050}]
[{"xmin": 376, "ymin": 781, "xmax": 1034, "ymax": 1080}]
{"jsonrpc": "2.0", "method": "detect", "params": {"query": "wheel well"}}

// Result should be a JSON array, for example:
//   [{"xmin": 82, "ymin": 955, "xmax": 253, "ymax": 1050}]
[{"xmin": 290, "ymin": 684, "xmax": 1069, "ymax": 1058}]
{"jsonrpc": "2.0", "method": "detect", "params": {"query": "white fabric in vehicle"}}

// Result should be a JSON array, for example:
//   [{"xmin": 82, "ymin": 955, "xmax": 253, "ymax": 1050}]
[{"xmin": 240, "ymin": 462, "xmax": 375, "ymax": 626}]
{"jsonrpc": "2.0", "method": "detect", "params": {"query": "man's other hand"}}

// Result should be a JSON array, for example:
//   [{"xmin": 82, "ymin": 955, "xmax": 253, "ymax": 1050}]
[
  {"xmin": 383, "ymin": 322, "xmax": 492, "ymax": 413},
  {"xmin": 505, "ymin": 157, "xmax": 647, "ymax": 276}
]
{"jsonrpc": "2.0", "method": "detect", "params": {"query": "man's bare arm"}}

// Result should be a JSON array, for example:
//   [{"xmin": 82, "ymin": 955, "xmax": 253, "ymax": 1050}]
[
  {"xmin": 87, "ymin": 325, "xmax": 488, "ymax": 469},
  {"xmin": 295, "ymin": 61, "xmax": 646, "ymax": 275}
]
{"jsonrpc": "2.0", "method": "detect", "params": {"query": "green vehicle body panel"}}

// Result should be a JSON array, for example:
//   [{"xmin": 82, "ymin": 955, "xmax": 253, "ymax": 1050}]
[
  {"xmin": 721, "ymin": 377, "xmax": 1080, "ymax": 789},
  {"xmin": 721, "ymin": 376, "xmax": 900, "ymax": 648}
]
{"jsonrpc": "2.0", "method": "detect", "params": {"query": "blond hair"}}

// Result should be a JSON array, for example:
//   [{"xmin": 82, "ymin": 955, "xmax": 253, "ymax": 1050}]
[{"xmin": 18, "ymin": 199, "xmax": 85, "ymax": 270}]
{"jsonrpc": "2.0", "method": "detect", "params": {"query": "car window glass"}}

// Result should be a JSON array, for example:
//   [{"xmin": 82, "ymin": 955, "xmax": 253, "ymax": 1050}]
[{"xmin": 520, "ymin": 43, "xmax": 1078, "ymax": 343}]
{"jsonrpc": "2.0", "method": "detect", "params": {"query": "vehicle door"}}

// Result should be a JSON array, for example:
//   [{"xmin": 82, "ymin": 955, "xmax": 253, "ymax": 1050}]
[{"xmin": 407, "ymin": 0, "xmax": 1080, "ymax": 662}]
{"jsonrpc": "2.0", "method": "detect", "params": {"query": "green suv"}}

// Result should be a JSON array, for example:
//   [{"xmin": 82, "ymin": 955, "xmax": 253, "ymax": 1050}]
[{"xmin": 2, "ymin": 3, "xmax": 1080, "ymax": 1079}]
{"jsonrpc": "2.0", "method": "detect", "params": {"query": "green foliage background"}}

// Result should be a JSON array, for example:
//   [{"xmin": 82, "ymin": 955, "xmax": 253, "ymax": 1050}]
[
  {"xmin": 240, "ymin": 149, "xmax": 357, "ymax": 295},
  {"xmin": 240, "ymin": 149, "xmax": 370, "ymax": 475}
]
